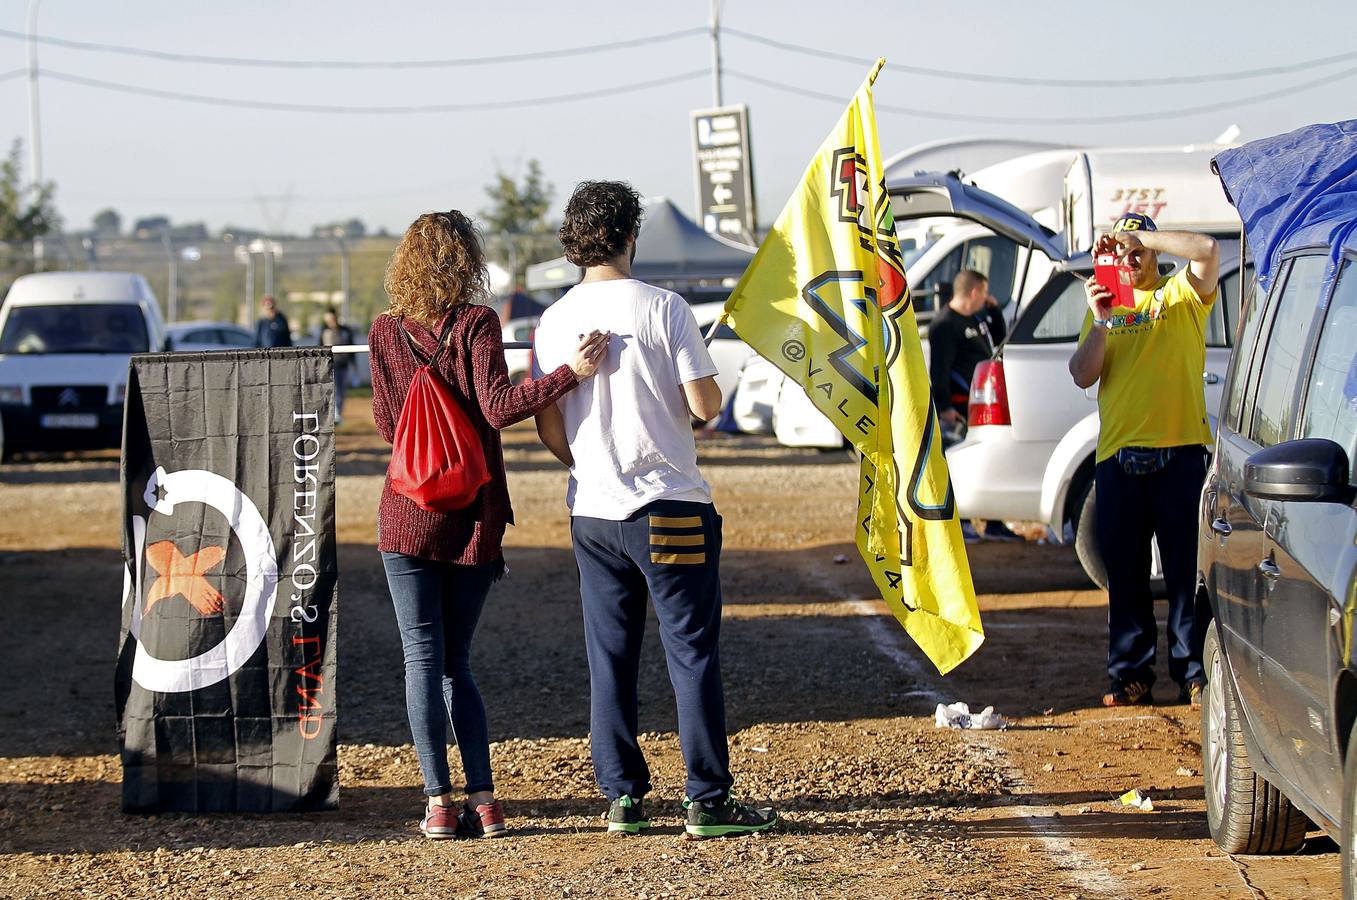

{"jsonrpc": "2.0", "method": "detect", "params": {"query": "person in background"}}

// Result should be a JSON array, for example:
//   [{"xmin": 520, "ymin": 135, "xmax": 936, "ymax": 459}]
[
  {"xmin": 927, "ymin": 269, "xmax": 1022, "ymax": 544},
  {"xmin": 369, "ymin": 210, "xmax": 609, "ymax": 839},
  {"xmin": 1067, "ymin": 213, "xmax": 1219, "ymax": 709},
  {"xmin": 532, "ymin": 181, "xmax": 778, "ymax": 839},
  {"xmin": 319, "ymin": 308, "xmax": 355, "ymax": 425},
  {"xmin": 254, "ymin": 295, "xmax": 292, "ymax": 348}
]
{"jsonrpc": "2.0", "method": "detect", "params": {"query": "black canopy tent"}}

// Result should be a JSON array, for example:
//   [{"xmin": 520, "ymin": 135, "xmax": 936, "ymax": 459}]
[{"xmin": 524, "ymin": 198, "xmax": 755, "ymax": 300}]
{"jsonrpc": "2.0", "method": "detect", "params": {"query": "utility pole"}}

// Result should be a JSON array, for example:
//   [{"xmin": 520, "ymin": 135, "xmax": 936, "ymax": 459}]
[
  {"xmin": 709, "ymin": 0, "xmax": 723, "ymax": 107},
  {"xmin": 263, "ymin": 244, "xmax": 275, "ymax": 297},
  {"xmin": 162, "ymin": 231, "xmax": 178, "ymax": 323},
  {"xmin": 333, "ymin": 229, "xmax": 350, "ymax": 323},
  {"xmin": 25, "ymin": 0, "xmax": 44, "ymax": 270},
  {"xmin": 237, "ymin": 246, "xmax": 256, "ymax": 327}
]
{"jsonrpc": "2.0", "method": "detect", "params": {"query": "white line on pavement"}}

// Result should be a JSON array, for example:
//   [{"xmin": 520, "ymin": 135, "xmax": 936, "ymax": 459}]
[{"xmin": 844, "ymin": 596, "xmax": 1129, "ymax": 898}]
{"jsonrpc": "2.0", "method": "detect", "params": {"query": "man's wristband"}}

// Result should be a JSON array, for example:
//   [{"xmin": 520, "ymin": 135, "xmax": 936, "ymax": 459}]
[{"xmin": 1092, "ymin": 317, "xmax": 1112, "ymax": 330}]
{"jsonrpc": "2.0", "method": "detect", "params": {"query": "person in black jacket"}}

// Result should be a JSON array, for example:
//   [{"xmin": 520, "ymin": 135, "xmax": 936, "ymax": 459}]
[
  {"xmin": 254, "ymin": 295, "xmax": 292, "ymax": 348},
  {"xmin": 319, "ymin": 308, "xmax": 355, "ymax": 424},
  {"xmin": 927, "ymin": 269, "xmax": 1020, "ymax": 543}
]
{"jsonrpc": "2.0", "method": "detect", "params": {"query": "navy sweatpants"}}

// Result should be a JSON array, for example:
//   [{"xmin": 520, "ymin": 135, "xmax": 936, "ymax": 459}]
[
  {"xmin": 1094, "ymin": 445, "xmax": 1208, "ymax": 689},
  {"xmin": 571, "ymin": 499, "xmax": 733, "ymax": 804}
]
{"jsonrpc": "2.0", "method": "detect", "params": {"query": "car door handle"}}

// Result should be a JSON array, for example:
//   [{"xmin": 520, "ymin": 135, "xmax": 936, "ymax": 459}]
[
  {"xmin": 1210, "ymin": 517, "xmax": 1232, "ymax": 537},
  {"xmin": 1203, "ymin": 372, "xmax": 1222, "ymax": 385},
  {"xmin": 1258, "ymin": 558, "xmax": 1281, "ymax": 579}
]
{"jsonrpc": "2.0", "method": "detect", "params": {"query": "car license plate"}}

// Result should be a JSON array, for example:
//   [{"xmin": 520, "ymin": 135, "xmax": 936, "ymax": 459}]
[{"xmin": 40, "ymin": 413, "xmax": 99, "ymax": 429}]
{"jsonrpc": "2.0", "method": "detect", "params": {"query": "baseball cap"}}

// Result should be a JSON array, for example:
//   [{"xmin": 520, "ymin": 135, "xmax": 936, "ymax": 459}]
[{"xmin": 1111, "ymin": 213, "xmax": 1158, "ymax": 233}]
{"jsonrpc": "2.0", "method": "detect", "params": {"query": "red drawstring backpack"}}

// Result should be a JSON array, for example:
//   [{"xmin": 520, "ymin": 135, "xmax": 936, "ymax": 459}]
[{"xmin": 387, "ymin": 314, "xmax": 491, "ymax": 512}]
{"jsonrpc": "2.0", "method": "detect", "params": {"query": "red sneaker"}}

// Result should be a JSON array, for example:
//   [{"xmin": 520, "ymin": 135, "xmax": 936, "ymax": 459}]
[
  {"xmin": 457, "ymin": 799, "xmax": 508, "ymax": 838},
  {"xmin": 420, "ymin": 801, "xmax": 459, "ymax": 839}
]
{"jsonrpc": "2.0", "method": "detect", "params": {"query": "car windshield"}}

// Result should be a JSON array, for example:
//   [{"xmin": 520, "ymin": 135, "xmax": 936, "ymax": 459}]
[{"xmin": 0, "ymin": 304, "xmax": 149, "ymax": 354}]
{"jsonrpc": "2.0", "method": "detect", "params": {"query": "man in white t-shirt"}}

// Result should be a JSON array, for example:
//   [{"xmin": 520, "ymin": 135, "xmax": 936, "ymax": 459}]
[{"xmin": 532, "ymin": 181, "xmax": 777, "ymax": 839}]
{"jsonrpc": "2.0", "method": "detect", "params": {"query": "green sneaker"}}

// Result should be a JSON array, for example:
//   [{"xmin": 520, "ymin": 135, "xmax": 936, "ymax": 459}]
[
  {"xmin": 606, "ymin": 794, "xmax": 650, "ymax": 835},
  {"xmin": 684, "ymin": 795, "xmax": 778, "ymax": 838}
]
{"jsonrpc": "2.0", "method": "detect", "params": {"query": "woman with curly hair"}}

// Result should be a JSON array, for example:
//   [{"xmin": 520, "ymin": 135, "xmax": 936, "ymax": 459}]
[{"xmin": 369, "ymin": 210, "xmax": 608, "ymax": 839}]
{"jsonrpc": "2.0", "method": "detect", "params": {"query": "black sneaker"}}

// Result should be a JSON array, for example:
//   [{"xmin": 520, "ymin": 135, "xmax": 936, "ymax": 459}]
[
  {"xmin": 606, "ymin": 794, "xmax": 650, "ymax": 835},
  {"xmin": 1102, "ymin": 679, "xmax": 1153, "ymax": 707},
  {"xmin": 684, "ymin": 795, "xmax": 778, "ymax": 838}
]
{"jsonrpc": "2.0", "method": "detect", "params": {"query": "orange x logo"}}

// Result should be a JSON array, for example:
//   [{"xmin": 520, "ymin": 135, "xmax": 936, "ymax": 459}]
[{"xmin": 144, "ymin": 541, "xmax": 227, "ymax": 616}]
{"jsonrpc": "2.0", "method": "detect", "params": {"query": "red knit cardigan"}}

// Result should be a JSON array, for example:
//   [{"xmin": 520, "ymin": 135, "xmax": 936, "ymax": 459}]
[{"xmin": 369, "ymin": 303, "xmax": 577, "ymax": 565}]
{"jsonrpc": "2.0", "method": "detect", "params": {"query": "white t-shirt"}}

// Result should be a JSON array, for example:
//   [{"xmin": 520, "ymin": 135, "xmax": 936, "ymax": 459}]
[{"xmin": 531, "ymin": 278, "xmax": 718, "ymax": 519}]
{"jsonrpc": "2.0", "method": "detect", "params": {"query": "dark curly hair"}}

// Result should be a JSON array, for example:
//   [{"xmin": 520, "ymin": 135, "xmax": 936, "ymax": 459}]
[
  {"xmin": 383, "ymin": 210, "xmax": 489, "ymax": 325},
  {"xmin": 558, "ymin": 181, "xmax": 643, "ymax": 267}
]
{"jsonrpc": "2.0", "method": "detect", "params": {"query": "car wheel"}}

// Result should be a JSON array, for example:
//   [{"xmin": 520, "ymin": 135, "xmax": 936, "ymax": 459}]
[
  {"xmin": 1201, "ymin": 621, "xmax": 1309, "ymax": 854},
  {"xmin": 1343, "ymin": 724, "xmax": 1357, "ymax": 899},
  {"xmin": 1073, "ymin": 480, "xmax": 1108, "ymax": 591}
]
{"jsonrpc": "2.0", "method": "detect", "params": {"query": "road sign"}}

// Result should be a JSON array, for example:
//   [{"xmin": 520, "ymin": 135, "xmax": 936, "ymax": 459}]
[{"xmin": 692, "ymin": 105, "xmax": 757, "ymax": 244}]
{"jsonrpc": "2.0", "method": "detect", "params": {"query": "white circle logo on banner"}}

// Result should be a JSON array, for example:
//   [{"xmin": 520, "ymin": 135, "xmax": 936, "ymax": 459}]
[{"xmin": 121, "ymin": 466, "xmax": 279, "ymax": 693}]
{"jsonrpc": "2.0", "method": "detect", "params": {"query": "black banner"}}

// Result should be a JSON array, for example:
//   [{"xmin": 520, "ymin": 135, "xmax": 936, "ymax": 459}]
[{"xmin": 116, "ymin": 349, "xmax": 338, "ymax": 813}]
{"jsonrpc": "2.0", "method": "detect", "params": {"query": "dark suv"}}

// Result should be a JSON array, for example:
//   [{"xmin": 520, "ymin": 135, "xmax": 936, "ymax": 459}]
[{"xmin": 1199, "ymin": 121, "xmax": 1357, "ymax": 894}]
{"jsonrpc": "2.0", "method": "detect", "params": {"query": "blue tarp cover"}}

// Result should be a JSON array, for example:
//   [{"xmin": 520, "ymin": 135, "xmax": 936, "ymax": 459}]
[{"xmin": 1213, "ymin": 119, "xmax": 1357, "ymax": 294}]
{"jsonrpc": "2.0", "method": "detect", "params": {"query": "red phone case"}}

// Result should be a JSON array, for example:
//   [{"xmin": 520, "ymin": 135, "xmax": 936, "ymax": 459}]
[{"xmin": 1094, "ymin": 254, "xmax": 1137, "ymax": 309}]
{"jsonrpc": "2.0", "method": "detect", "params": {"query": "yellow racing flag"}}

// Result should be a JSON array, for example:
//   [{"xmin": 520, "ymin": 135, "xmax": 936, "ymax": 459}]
[{"xmin": 721, "ymin": 59, "xmax": 983, "ymax": 674}]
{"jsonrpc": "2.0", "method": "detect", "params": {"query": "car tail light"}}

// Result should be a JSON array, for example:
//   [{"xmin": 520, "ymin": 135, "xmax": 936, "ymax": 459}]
[{"xmin": 968, "ymin": 360, "xmax": 1011, "ymax": 427}]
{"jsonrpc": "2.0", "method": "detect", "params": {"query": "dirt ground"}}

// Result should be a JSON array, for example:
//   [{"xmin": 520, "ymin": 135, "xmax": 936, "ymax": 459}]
[{"xmin": 0, "ymin": 398, "xmax": 1341, "ymax": 899}]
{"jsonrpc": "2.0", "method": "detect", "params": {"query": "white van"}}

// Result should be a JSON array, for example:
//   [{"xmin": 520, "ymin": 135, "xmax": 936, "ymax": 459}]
[{"xmin": 0, "ymin": 271, "xmax": 166, "ymax": 459}]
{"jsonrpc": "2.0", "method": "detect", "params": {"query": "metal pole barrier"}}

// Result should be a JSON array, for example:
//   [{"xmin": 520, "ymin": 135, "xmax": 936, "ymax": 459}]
[{"xmin": 330, "ymin": 342, "xmax": 532, "ymax": 355}]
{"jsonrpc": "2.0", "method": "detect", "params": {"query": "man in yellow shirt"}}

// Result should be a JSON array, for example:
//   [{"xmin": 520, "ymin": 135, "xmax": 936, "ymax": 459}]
[{"xmin": 1069, "ymin": 213, "xmax": 1219, "ymax": 709}]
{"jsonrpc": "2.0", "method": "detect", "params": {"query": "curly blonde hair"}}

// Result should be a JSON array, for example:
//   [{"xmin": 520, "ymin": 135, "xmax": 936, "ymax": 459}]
[{"xmin": 383, "ymin": 210, "xmax": 489, "ymax": 324}]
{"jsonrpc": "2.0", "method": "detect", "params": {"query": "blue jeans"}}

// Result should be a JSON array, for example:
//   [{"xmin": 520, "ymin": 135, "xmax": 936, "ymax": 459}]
[
  {"xmin": 1095, "ymin": 445, "xmax": 1208, "ymax": 689},
  {"xmin": 571, "ymin": 499, "xmax": 733, "ymax": 804},
  {"xmin": 381, "ymin": 552, "xmax": 499, "ymax": 796}
]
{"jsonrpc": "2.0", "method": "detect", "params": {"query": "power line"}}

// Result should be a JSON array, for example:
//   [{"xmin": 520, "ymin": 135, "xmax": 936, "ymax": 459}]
[
  {"xmin": 41, "ymin": 68, "xmax": 708, "ymax": 114},
  {"xmin": 0, "ymin": 68, "xmax": 27, "ymax": 83},
  {"xmin": 726, "ymin": 64, "xmax": 1357, "ymax": 125},
  {"xmin": 0, "ymin": 26, "xmax": 704, "ymax": 69},
  {"xmin": 724, "ymin": 27, "xmax": 1357, "ymax": 88}
]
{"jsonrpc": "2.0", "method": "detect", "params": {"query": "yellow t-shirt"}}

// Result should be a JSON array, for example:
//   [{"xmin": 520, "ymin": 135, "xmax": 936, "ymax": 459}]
[{"xmin": 1080, "ymin": 269, "xmax": 1217, "ymax": 462}]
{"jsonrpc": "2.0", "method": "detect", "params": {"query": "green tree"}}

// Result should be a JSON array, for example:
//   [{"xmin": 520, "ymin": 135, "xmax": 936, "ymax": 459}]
[
  {"xmin": 480, "ymin": 159, "xmax": 556, "ymax": 287},
  {"xmin": 0, "ymin": 139, "xmax": 58, "ymax": 243}
]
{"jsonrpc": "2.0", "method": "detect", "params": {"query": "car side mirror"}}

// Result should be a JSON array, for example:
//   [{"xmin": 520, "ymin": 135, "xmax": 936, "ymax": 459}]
[{"xmin": 1244, "ymin": 438, "xmax": 1353, "ymax": 503}]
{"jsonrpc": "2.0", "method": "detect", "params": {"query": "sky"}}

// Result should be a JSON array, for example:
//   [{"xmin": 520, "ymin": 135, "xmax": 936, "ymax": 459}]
[{"xmin": 3, "ymin": 0, "xmax": 1356, "ymax": 238}]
